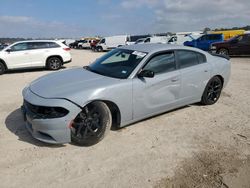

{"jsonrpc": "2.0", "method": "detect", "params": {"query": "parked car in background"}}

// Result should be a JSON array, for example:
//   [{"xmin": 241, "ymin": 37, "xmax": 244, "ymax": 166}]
[
  {"xmin": 135, "ymin": 36, "xmax": 170, "ymax": 44},
  {"xmin": 168, "ymin": 34, "xmax": 202, "ymax": 45},
  {"xmin": 95, "ymin": 35, "xmax": 127, "ymax": 52},
  {"xmin": 22, "ymin": 43, "xmax": 230, "ymax": 145},
  {"xmin": 210, "ymin": 34, "xmax": 250, "ymax": 56},
  {"xmin": 69, "ymin": 40, "xmax": 85, "ymax": 48},
  {"xmin": 0, "ymin": 43, "xmax": 8, "ymax": 50},
  {"xmin": 78, "ymin": 40, "xmax": 92, "ymax": 49},
  {"xmin": 0, "ymin": 40, "xmax": 71, "ymax": 75},
  {"xmin": 184, "ymin": 34, "xmax": 224, "ymax": 51},
  {"xmin": 210, "ymin": 30, "xmax": 245, "ymax": 41},
  {"xmin": 126, "ymin": 34, "xmax": 151, "ymax": 45}
]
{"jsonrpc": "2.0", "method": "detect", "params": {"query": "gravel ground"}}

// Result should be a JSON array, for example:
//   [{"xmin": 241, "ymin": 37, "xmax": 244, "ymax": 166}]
[{"xmin": 0, "ymin": 49, "xmax": 249, "ymax": 188}]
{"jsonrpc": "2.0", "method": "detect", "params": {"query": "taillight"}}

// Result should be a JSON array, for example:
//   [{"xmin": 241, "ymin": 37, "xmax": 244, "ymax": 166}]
[{"xmin": 63, "ymin": 48, "xmax": 70, "ymax": 51}]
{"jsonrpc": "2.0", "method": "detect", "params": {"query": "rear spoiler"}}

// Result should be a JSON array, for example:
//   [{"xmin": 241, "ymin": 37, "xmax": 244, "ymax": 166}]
[{"xmin": 209, "ymin": 52, "xmax": 230, "ymax": 60}]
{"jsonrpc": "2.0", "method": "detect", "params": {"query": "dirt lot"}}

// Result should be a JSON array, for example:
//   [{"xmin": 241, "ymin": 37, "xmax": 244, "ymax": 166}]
[{"xmin": 0, "ymin": 49, "xmax": 250, "ymax": 188}]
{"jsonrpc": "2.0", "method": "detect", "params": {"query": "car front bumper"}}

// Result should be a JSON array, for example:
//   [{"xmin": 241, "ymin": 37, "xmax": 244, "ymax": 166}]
[{"xmin": 22, "ymin": 87, "xmax": 82, "ymax": 144}]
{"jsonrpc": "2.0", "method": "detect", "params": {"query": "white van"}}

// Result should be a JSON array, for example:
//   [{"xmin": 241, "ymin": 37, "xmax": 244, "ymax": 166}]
[
  {"xmin": 95, "ymin": 35, "xmax": 127, "ymax": 52},
  {"xmin": 135, "ymin": 36, "xmax": 170, "ymax": 44}
]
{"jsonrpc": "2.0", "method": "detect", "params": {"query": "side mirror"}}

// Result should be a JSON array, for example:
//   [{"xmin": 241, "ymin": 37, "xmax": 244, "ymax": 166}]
[
  {"xmin": 5, "ymin": 49, "xmax": 11, "ymax": 53},
  {"xmin": 138, "ymin": 70, "xmax": 155, "ymax": 78}
]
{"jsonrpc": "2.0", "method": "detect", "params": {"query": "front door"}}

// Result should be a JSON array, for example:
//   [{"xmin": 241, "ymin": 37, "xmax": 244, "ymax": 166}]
[
  {"xmin": 4, "ymin": 42, "xmax": 31, "ymax": 69},
  {"xmin": 133, "ymin": 51, "xmax": 181, "ymax": 119}
]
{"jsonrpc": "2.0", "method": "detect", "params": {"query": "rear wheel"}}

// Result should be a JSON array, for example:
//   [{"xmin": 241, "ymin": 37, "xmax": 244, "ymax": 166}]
[
  {"xmin": 218, "ymin": 48, "xmax": 229, "ymax": 56},
  {"xmin": 71, "ymin": 101, "xmax": 112, "ymax": 146},
  {"xmin": 201, "ymin": 76, "xmax": 223, "ymax": 105},
  {"xmin": 46, "ymin": 57, "xmax": 62, "ymax": 70},
  {"xmin": 0, "ymin": 62, "xmax": 6, "ymax": 75}
]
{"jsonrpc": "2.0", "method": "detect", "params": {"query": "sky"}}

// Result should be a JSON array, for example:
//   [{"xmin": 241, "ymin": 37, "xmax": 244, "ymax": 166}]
[{"xmin": 0, "ymin": 0, "xmax": 249, "ymax": 38}]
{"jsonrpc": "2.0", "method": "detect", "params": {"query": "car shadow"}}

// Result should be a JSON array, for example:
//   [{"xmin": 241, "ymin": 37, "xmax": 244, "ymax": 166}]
[
  {"xmin": 5, "ymin": 108, "xmax": 65, "ymax": 147},
  {"xmin": 5, "ymin": 66, "xmax": 66, "ymax": 74}
]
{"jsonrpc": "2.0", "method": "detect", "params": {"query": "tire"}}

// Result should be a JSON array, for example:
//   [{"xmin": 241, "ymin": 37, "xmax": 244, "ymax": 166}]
[
  {"xmin": 97, "ymin": 46, "xmax": 103, "ymax": 52},
  {"xmin": 201, "ymin": 76, "xmax": 223, "ymax": 105},
  {"xmin": 218, "ymin": 48, "xmax": 229, "ymax": 56},
  {"xmin": 46, "ymin": 57, "xmax": 62, "ymax": 70},
  {"xmin": 71, "ymin": 101, "xmax": 112, "ymax": 146},
  {"xmin": 0, "ymin": 62, "xmax": 6, "ymax": 75}
]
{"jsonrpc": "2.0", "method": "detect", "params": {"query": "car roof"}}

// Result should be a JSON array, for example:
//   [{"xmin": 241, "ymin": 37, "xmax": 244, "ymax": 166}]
[
  {"xmin": 120, "ymin": 43, "xmax": 205, "ymax": 54},
  {"xmin": 14, "ymin": 40, "xmax": 59, "ymax": 43}
]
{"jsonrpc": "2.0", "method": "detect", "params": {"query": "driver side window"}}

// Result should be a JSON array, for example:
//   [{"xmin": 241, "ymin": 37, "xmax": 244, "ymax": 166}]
[
  {"xmin": 10, "ymin": 43, "xmax": 28, "ymax": 51},
  {"xmin": 143, "ymin": 52, "xmax": 176, "ymax": 74}
]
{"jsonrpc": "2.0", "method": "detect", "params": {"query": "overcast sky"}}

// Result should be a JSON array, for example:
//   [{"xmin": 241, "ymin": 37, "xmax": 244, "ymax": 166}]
[{"xmin": 0, "ymin": 0, "xmax": 249, "ymax": 38}]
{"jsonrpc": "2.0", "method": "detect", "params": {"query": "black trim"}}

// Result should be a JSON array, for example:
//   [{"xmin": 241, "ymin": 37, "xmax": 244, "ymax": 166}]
[{"xmin": 209, "ymin": 52, "xmax": 230, "ymax": 60}]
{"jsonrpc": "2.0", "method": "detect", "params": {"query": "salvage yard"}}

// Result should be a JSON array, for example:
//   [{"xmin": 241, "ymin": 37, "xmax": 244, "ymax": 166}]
[{"xmin": 0, "ymin": 49, "xmax": 250, "ymax": 188}]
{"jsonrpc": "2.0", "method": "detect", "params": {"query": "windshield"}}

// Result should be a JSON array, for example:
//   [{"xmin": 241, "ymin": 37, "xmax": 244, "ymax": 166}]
[{"xmin": 88, "ymin": 49, "xmax": 147, "ymax": 79}]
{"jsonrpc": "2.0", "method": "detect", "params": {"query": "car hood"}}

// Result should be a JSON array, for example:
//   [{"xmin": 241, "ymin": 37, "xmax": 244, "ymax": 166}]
[{"xmin": 29, "ymin": 68, "xmax": 120, "ymax": 100}]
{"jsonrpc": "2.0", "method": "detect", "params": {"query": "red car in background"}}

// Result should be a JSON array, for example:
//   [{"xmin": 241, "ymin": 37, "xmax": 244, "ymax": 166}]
[{"xmin": 90, "ymin": 40, "xmax": 100, "ymax": 51}]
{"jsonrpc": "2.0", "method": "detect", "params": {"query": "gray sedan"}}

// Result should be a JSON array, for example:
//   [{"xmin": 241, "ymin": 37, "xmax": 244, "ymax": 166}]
[{"xmin": 22, "ymin": 44, "xmax": 231, "ymax": 145}]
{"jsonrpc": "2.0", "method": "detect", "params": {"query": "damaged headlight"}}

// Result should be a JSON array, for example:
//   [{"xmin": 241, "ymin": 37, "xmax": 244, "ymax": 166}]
[{"xmin": 24, "ymin": 100, "xmax": 69, "ymax": 119}]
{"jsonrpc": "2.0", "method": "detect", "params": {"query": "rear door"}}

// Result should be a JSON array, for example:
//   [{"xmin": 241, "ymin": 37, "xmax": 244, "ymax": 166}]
[
  {"xmin": 176, "ymin": 50, "xmax": 211, "ymax": 103},
  {"xmin": 132, "ymin": 51, "xmax": 181, "ymax": 119}
]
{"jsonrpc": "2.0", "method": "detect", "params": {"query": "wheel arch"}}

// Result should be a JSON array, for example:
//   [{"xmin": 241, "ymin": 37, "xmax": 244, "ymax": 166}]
[
  {"xmin": 46, "ymin": 55, "xmax": 63, "ymax": 65},
  {"xmin": 214, "ymin": 75, "xmax": 224, "ymax": 86},
  {"xmin": 82, "ymin": 100, "xmax": 121, "ymax": 129},
  {"xmin": 0, "ymin": 59, "xmax": 8, "ymax": 70}
]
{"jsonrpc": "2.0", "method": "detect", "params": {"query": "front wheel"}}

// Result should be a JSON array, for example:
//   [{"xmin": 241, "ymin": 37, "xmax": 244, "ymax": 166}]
[
  {"xmin": 201, "ymin": 76, "xmax": 223, "ymax": 105},
  {"xmin": 71, "ymin": 101, "xmax": 112, "ymax": 146},
  {"xmin": 97, "ymin": 46, "xmax": 103, "ymax": 52},
  {"xmin": 0, "ymin": 62, "xmax": 6, "ymax": 75},
  {"xmin": 46, "ymin": 57, "xmax": 62, "ymax": 70},
  {"xmin": 218, "ymin": 48, "xmax": 229, "ymax": 56}
]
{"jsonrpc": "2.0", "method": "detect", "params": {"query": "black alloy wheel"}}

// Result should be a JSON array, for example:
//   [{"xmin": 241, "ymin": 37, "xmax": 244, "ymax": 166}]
[
  {"xmin": 201, "ymin": 76, "xmax": 223, "ymax": 105},
  {"xmin": 218, "ymin": 48, "xmax": 229, "ymax": 56},
  {"xmin": 0, "ymin": 62, "xmax": 5, "ymax": 75},
  {"xmin": 71, "ymin": 101, "xmax": 111, "ymax": 146},
  {"xmin": 47, "ymin": 57, "xmax": 62, "ymax": 70}
]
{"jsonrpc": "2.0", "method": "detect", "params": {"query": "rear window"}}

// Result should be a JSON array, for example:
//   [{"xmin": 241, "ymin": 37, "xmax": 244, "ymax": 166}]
[
  {"xmin": 177, "ymin": 50, "xmax": 199, "ymax": 69},
  {"xmin": 208, "ymin": 35, "xmax": 221, "ymax": 40},
  {"xmin": 196, "ymin": 53, "xmax": 207, "ymax": 63},
  {"xmin": 27, "ymin": 42, "xmax": 60, "ymax": 49}
]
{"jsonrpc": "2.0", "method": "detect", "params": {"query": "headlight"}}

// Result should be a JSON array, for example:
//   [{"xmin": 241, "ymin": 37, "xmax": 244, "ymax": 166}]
[{"xmin": 24, "ymin": 100, "xmax": 69, "ymax": 119}]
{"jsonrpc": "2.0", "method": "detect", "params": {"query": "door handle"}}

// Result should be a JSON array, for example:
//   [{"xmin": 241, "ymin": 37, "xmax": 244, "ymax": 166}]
[
  {"xmin": 204, "ymin": 70, "xmax": 208, "ymax": 72},
  {"xmin": 24, "ymin": 52, "xmax": 29, "ymax": 55}
]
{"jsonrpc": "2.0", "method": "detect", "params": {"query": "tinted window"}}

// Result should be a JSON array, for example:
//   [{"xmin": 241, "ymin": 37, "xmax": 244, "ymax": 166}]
[
  {"xmin": 89, "ymin": 49, "xmax": 147, "ymax": 79},
  {"xmin": 199, "ymin": 35, "xmax": 207, "ymax": 41},
  {"xmin": 144, "ymin": 38, "xmax": 150, "ymax": 43},
  {"xmin": 196, "ymin": 53, "xmax": 207, "ymax": 64},
  {"xmin": 144, "ymin": 52, "xmax": 176, "ymax": 74},
  {"xmin": 27, "ymin": 42, "xmax": 60, "ymax": 49},
  {"xmin": 47, "ymin": 42, "xmax": 60, "ymax": 48},
  {"xmin": 208, "ymin": 35, "xmax": 220, "ymax": 40},
  {"xmin": 10, "ymin": 43, "xmax": 28, "ymax": 51},
  {"xmin": 177, "ymin": 50, "xmax": 199, "ymax": 68}
]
